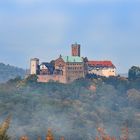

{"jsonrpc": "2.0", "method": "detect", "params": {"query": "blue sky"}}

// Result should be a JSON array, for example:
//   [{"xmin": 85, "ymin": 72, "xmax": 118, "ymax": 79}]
[{"xmin": 0, "ymin": 0, "xmax": 140, "ymax": 73}]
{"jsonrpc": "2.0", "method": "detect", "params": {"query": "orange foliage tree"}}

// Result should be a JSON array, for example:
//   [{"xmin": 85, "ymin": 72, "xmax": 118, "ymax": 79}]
[{"xmin": 46, "ymin": 129, "xmax": 54, "ymax": 140}]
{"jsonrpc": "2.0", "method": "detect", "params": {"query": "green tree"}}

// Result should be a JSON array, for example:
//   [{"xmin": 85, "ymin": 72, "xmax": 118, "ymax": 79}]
[
  {"xmin": 25, "ymin": 74, "xmax": 38, "ymax": 83},
  {"xmin": 128, "ymin": 66, "xmax": 140, "ymax": 80}
]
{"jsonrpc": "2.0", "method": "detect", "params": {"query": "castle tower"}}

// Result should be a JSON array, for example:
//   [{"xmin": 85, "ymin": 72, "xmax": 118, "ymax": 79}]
[
  {"xmin": 30, "ymin": 58, "xmax": 39, "ymax": 75},
  {"xmin": 71, "ymin": 43, "xmax": 81, "ymax": 57}
]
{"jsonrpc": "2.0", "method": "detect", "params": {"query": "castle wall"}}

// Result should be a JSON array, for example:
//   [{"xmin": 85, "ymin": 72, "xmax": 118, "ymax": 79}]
[
  {"xmin": 65, "ymin": 62, "xmax": 85, "ymax": 82},
  {"xmin": 37, "ymin": 75, "xmax": 67, "ymax": 83},
  {"xmin": 101, "ymin": 68, "xmax": 116, "ymax": 77},
  {"xmin": 88, "ymin": 68, "xmax": 116, "ymax": 77}
]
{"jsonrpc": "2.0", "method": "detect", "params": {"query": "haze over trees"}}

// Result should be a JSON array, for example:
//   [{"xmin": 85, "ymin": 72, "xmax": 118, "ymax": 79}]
[
  {"xmin": 0, "ymin": 63, "xmax": 26, "ymax": 83},
  {"xmin": 0, "ymin": 66, "xmax": 139, "ymax": 140}
]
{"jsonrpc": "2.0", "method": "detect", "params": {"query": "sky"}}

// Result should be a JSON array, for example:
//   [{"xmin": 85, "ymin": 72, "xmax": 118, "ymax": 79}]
[{"xmin": 0, "ymin": 0, "xmax": 140, "ymax": 73}]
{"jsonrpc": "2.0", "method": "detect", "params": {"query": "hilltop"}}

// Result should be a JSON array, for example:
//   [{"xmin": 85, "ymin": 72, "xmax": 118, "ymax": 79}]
[{"xmin": 0, "ymin": 63, "xmax": 26, "ymax": 83}]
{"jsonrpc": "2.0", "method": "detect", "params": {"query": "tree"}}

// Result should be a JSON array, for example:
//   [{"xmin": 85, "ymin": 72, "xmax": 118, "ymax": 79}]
[
  {"xmin": 128, "ymin": 66, "xmax": 140, "ymax": 80},
  {"xmin": 19, "ymin": 136, "xmax": 29, "ymax": 140},
  {"xmin": 7, "ymin": 76, "xmax": 22, "ymax": 84},
  {"xmin": 25, "ymin": 74, "xmax": 38, "ymax": 83},
  {"xmin": 0, "ymin": 115, "xmax": 11, "ymax": 140},
  {"xmin": 46, "ymin": 129, "xmax": 54, "ymax": 140}
]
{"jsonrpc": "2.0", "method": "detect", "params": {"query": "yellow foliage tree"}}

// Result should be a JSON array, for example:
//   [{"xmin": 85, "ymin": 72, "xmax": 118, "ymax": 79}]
[{"xmin": 0, "ymin": 115, "xmax": 11, "ymax": 140}]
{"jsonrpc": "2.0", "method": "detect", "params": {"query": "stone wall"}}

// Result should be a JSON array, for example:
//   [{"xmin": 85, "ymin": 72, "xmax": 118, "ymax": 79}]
[
  {"xmin": 37, "ymin": 75, "xmax": 67, "ymax": 83},
  {"xmin": 65, "ymin": 62, "xmax": 85, "ymax": 82}
]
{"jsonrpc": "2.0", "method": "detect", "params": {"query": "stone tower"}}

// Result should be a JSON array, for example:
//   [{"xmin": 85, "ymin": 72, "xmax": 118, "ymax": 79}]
[
  {"xmin": 71, "ymin": 43, "xmax": 81, "ymax": 57},
  {"xmin": 30, "ymin": 58, "xmax": 39, "ymax": 75}
]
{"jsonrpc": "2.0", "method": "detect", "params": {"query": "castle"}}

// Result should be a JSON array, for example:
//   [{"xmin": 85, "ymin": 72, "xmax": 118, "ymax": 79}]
[{"xmin": 30, "ymin": 43, "xmax": 116, "ymax": 83}]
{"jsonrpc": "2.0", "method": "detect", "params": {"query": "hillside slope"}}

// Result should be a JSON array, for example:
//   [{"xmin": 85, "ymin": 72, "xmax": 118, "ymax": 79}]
[
  {"xmin": 0, "ymin": 78, "xmax": 139, "ymax": 140},
  {"xmin": 0, "ymin": 63, "xmax": 26, "ymax": 83}
]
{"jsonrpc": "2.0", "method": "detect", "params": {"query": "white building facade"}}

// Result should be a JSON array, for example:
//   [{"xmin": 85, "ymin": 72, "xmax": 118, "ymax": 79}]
[{"xmin": 87, "ymin": 61, "xmax": 116, "ymax": 77}]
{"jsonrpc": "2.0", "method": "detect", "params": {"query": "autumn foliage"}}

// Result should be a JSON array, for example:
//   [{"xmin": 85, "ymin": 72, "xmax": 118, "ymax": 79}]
[
  {"xmin": 95, "ymin": 127, "xmax": 129, "ymax": 140},
  {"xmin": 0, "ymin": 115, "xmax": 11, "ymax": 140},
  {"xmin": 18, "ymin": 127, "xmax": 129, "ymax": 140}
]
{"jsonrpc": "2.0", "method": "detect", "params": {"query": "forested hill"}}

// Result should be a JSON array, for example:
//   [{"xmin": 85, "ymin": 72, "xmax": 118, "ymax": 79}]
[
  {"xmin": 0, "ymin": 63, "xmax": 26, "ymax": 83},
  {"xmin": 0, "ymin": 75, "xmax": 140, "ymax": 140},
  {"xmin": 0, "ymin": 66, "xmax": 140, "ymax": 139}
]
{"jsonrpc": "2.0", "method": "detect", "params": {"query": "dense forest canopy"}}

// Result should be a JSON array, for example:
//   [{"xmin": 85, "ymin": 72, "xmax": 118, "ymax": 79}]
[{"xmin": 0, "ymin": 66, "xmax": 139, "ymax": 140}]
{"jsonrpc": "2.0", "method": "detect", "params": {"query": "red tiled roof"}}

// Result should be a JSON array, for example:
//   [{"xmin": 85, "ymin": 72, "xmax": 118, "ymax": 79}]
[{"xmin": 87, "ymin": 61, "xmax": 115, "ymax": 68}]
